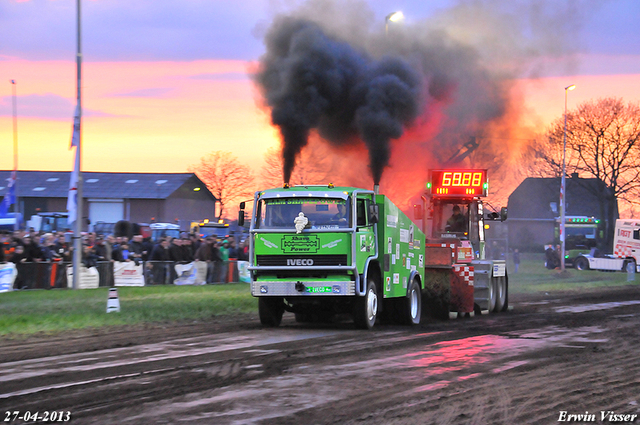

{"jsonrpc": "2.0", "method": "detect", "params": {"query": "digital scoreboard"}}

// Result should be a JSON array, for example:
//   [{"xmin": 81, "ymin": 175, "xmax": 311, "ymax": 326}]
[{"xmin": 427, "ymin": 169, "xmax": 488, "ymax": 197}]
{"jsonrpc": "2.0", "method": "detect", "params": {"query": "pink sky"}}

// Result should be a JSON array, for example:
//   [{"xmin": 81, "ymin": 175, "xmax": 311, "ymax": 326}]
[
  {"xmin": 2, "ymin": 0, "xmax": 639, "ymax": 181},
  {"xmin": 2, "ymin": 57, "xmax": 638, "ymax": 175}
]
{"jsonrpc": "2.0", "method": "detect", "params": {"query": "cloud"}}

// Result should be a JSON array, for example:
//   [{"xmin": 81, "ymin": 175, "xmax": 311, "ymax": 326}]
[
  {"xmin": 190, "ymin": 72, "xmax": 250, "ymax": 81},
  {"xmin": 111, "ymin": 88, "xmax": 173, "ymax": 98},
  {"xmin": 0, "ymin": 94, "xmax": 113, "ymax": 120}
]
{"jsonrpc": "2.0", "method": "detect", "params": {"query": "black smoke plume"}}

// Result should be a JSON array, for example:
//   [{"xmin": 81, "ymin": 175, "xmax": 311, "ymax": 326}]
[{"xmin": 255, "ymin": 17, "xmax": 421, "ymax": 185}]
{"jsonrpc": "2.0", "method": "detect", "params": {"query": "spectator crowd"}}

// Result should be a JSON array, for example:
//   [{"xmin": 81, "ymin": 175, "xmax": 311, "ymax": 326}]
[{"xmin": 0, "ymin": 229, "xmax": 250, "ymax": 289}]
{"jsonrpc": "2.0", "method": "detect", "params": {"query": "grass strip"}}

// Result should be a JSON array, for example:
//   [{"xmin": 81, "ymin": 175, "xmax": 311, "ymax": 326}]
[
  {"xmin": 0, "ymin": 284, "xmax": 257, "ymax": 336},
  {"xmin": 0, "ymin": 253, "xmax": 638, "ymax": 336}
]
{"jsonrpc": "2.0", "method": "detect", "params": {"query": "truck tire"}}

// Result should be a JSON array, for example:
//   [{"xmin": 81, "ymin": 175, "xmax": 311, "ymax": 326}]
[
  {"xmin": 488, "ymin": 278, "xmax": 497, "ymax": 312},
  {"xmin": 494, "ymin": 276, "xmax": 506, "ymax": 313},
  {"xmin": 400, "ymin": 278, "xmax": 422, "ymax": 325},
  {"xmin": 353, "ymin": 278, "xmax": 378, "ymax": 330},
  {"xmin": 575, "ymin": 257, "xmax": 589, "ymax": 271},
  {"xmin": 259, "ymin": 297, "xmax": 285, "ymax": 327},
  {"xmin": 623, "ymin": 259, "xmax": 636, "ymax": 273}
]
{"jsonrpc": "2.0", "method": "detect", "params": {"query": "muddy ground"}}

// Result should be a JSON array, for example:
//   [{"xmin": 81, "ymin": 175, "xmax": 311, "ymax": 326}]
[{"xmin": 2, "ymin": 285, "xmax": 640, "ymax": 425}]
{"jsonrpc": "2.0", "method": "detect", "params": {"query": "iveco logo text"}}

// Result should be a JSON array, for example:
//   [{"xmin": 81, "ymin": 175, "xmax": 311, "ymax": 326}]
[{"xmin": 287, "ymin": 259, "xmax": 314, "ymax": 266}]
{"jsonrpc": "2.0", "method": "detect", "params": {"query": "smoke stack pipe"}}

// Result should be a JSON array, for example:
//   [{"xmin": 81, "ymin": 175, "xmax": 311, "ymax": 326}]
[{"xmin": 374, "ymin": 184, "xmax": 379, "ymax": 195}]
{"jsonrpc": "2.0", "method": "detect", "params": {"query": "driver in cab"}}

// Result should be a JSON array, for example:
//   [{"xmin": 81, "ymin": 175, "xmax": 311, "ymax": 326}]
[
  {"xmin": 332, "ymin": 204, "xmax": 348, "ymax": 226},
  {"xmin": 446, "ymin": 205, "xmax": 466, "ymax": 233}
]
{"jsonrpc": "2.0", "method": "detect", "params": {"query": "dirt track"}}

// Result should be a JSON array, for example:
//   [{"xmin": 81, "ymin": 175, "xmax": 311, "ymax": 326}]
[{"xmin": 2, "ymin": 286, "xmax": 640, "ymax": 425}]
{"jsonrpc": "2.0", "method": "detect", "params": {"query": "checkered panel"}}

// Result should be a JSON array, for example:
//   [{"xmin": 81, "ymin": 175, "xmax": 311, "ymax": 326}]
[
  {"xmin": 453, "ymin": 265, "xmax": 474, "ymax": 286},
  {"xmin": 614, "ymin": 243, "xmax": 633, "ymax": 258}
]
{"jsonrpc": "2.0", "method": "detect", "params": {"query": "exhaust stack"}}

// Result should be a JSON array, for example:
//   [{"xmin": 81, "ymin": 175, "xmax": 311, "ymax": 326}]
[{"xmin": 374, "ymin": 184, "xmax": 380, "ymax": 195}]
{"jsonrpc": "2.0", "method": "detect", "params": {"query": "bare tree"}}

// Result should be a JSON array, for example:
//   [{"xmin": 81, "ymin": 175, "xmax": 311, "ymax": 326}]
[
  {"xmin": 527, "ymin": 97, "xmax": 640, "ymax": 248},
  {"xmin": 261, "ymin": 142, "xmax": 335, "ymax": 188},
  {"xmin": 189, "ymin": 151, "xmax": 255, "ymax": 220}
]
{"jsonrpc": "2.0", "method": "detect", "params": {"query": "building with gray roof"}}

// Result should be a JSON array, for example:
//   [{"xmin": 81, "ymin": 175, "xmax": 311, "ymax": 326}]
[
  {"xmin": 0, "ymin": 171, "xmax": 217, "ymax": 231},
  {"xmin": 507, "ymin": 174, "xmax": 618, "ymax": 251}
]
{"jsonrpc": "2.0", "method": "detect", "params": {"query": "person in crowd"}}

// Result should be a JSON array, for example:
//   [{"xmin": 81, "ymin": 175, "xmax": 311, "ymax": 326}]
[
  {"xmin": 0, "ymin": 232, "xmax": 10, "ymax": 262},
  {"xmin": 129, "ymin": 234, "xmax": 146, "ymax": 265},
  {"xmin": 141, "ymin": 236, "xmax": 154, "ymax": 261},
  {"xmin": 53, "ymin": 234, "xmax": 71, "ymax": 262},
  {"xmin": 169, "ymin": 237, "xmax": 186, "ymax": 263},
  {"xmin": 237, "ymin": 239, "xmax": 249, "ymax": 261},
  {"xmin": 94, "ymin": 236, "xmax": 108, "ymax": 261},
  {"xmin": 181, "ymin": 237, "xmax": 194, "ymax": 262},
  {"xmin": 218, "ymin": 239, "xmax": 230, "ymax": 283},
  {"xmin": 112, "ymin": 241, "xmax": 132, "ymax": 262},
  {"xmin": 82, "ymin": 243, "xmax": 98, "ymax": 268},
  {"xmin": 195, "ymin": 236, "xmax": 221, "ymax": 284},
  {"xmin": 9, "ymin": 244, "xmax": 26, "ymax": 289},
  {"xmin": 86, "ymin": 232, "xmax": 96, "ymax": 248},
  {"xmin": 22, "ymin": 235, "xmax": 43, "ymax": 262},
  {"xmin": 149, "ymin": 237, "xmax": 171, "ymax": 284},
  {"xmin": 190, "ymin": 233, "xmax": 201, "ymax": 255},
  {"xmin": 40, "ymin": 234, "xmax": 57, "ymax": 262},
  {"xmin": 9, "ymin": 244, "xmax": 25, "ymax": 264},
  {"xmin": 103, "ymin": 235, "xmax": 115, "ymax": 261},
  {"xmin": 227, "ymin": 236, "xmax": 238, "ymax": 260},
  {"xmin": 513, "ymin": 248, "xmax": 521, "ymax": 273}
]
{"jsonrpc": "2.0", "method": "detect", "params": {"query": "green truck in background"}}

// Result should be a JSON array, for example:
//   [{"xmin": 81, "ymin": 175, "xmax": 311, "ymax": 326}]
[{"xmin": 239, "ymin": 185, "xmax": 424, "ymax": 329}]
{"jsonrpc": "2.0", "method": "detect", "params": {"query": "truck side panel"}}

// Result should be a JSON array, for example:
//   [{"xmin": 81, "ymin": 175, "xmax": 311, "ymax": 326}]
[{"xmin": 376, "ymin": 195, "xmax": 425, "ymax": 299}]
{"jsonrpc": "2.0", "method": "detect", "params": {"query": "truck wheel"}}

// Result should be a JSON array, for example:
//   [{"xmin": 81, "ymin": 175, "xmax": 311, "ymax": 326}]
[
  {"xmin": 575, "ymin": 257, "xmax": 589, "ymax": 271},
  {"xmin": 400, "ymin": 279, "xmax": 422, "ymax": 325},
  {"xmin": 259, "ymin": 297, "xmax": 285, "ymax": 327},
  {"xmin": 353, "ymin": 278, "xmax": 378, "ymax": 329},
  {"xmin": 488, "ymin": 278, "xmax": 497, "ymax": 312},
  {"xmin": 494, "ymin": 276, "xmax": 506, "ymax": 312},
  {"xmin": 623, "ymin": 259, "xmax": 636, "ymax": 273}
]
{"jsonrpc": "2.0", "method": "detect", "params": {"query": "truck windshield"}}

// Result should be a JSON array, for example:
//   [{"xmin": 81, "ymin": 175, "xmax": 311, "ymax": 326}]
[{"xmin": 257, "ymin": 198, "xmax": 350, "ymax": 229}]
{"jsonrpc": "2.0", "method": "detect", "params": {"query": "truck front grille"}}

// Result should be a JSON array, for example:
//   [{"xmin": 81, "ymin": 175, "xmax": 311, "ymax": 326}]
[{"xmin": 256, "ymin": 255, "xmax": 349, "ymax": 267}]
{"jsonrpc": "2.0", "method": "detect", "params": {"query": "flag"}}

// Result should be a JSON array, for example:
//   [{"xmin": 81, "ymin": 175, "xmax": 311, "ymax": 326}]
[
  {"xmin": 67, "ymin": 106, "xmax": 80, "ymax": 224},
  {"xmin": 0, "ymin": 172, "xmax": 16, "ymax": 217},
  {"xmin": 70, "ymin": 105, "xmax": 80, "ymax": 149}
]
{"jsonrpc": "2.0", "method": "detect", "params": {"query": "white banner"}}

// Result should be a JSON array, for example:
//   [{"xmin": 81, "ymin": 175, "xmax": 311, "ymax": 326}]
[
  {"xmin": 0, "ymin": 263, "xmax": 17, "ymax": 293},
  {"xmin": 174, "ymin": 262, "xmax": 207, "ymax": 285},
  {"xmin": 66, "ymin": 265, "xmax": 100, "ymax": 289},
  {"xmin": 114, "ymin": 261, "xmax": 145, "ymax": 286},
  {"xmin": 237, "ymin": 260, "xmax": 251, "ymax": 283}
]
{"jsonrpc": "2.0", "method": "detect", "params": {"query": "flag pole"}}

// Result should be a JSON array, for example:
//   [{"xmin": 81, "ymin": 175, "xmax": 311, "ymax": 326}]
[
  {"xmin": 72, "ymin": 0, "xmax": 83, "ymax": 290},
  {"xmin": 11, "ymin": 80, "xmax": 18, "ymax": 231}
]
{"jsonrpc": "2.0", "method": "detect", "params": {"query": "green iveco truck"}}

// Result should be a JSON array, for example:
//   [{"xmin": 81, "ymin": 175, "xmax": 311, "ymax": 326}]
[{"xmin": 238, "ymin": 184, "xmax": 425, "ymax": 329}]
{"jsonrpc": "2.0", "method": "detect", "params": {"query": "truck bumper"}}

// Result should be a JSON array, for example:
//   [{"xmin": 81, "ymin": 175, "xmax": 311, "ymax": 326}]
[{"xmin": 252, "ymin": 281, "xmax": 356, "ymax": 297}]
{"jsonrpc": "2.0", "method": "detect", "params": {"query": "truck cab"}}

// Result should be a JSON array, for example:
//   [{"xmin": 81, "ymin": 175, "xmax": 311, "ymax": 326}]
[
  {"xmin": 574, "ymin": 219, "xmax": 640, "ymax": 272},
  {"xmin": 241, "ymin": 184, "xmax": 424, "ymax": 329},
  {"xmin": 419, "ymin": 169, "xmax": 508, "ymax": 316}
]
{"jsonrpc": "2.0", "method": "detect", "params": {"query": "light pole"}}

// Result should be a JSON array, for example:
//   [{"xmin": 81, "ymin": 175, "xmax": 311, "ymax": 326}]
[
  {"xmin": 560, "ymin": 84, "xmax": 576, "ymax": 272},
  {"xmin": 385, "ymin": 11, "xmax": 404, "ymax": 36},
  {"xmin": 10, "ymin": 80, "xmax": 19, "ymax": 230}
]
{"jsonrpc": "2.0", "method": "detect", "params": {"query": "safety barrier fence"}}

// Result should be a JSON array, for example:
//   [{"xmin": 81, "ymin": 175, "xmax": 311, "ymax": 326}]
[{"xmin": 1, "ymin": 259, "xmax": 245, "ymax": 291}]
